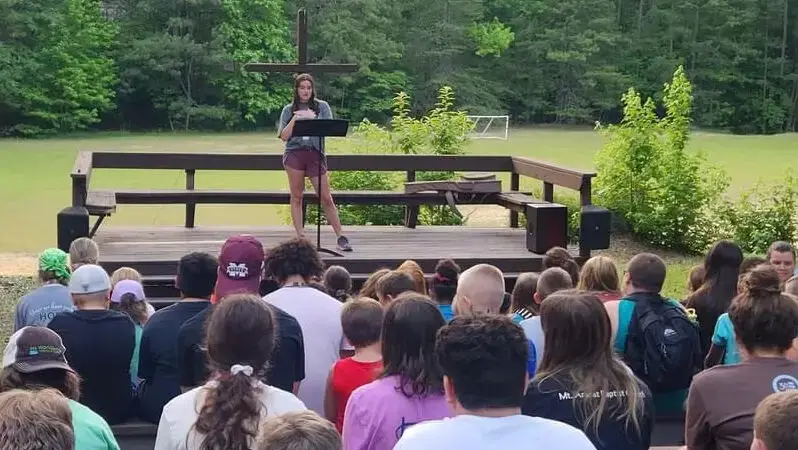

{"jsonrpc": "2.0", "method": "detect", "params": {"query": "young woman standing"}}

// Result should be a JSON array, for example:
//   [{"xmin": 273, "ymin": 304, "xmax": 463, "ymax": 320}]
[{"xmin": 278, "ymin": 73, "xmax": 351, "ymax": 252}]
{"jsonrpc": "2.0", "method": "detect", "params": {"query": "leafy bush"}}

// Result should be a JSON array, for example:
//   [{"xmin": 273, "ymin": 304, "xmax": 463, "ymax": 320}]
[
  {"xmin": 594, "ymin": 66, "xmax": 728, "ymax": 251},
  {"xmin": 311, "ymin": 86, "xmax": 474, "ymax": 227},
  {"xmin": 728, "ymin": 176, "xmax": 798, "ymax": 254}
]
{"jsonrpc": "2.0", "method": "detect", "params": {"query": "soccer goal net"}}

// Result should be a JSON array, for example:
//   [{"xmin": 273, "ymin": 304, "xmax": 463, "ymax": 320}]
[{"xmin": 467, "ymin": 115, "xmax": 509, "ymax": 140}]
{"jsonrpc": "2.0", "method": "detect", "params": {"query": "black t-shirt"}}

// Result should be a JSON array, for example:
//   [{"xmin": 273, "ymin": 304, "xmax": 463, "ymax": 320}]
[
  {"xmin": 137, "ymin": 300, "xmax": 210, "ymax": 423},
  {"xmin": 177, "ymin": 303, "xmax": 305, "ymax": 393},
  {"xmin": 48, "ymin": 309, "xmax": 135, "ymax": 425},
  {"xmin": 522, "ymin": 373, "xmax": 654, "ymax": 450}
]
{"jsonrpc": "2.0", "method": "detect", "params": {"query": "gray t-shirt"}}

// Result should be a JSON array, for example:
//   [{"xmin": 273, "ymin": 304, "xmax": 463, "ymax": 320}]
[
  {"xmin": 263, "ymin": 286, "xmax": 351, "ymax": 415},
  {"xmin": 15, "ymin": 283, "xmax": 74, "ymax": 331},
  {"xmin": 278, "ymin": 100, "xmax": 333, "ymax": 153}
]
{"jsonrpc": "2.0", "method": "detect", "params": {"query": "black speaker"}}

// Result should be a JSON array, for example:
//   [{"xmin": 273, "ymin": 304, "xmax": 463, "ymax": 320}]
[
  {"xmin": 57, "ymin": 206, "xmax": 90, "ymax": 252},
  {"xmin": 525, "ymin": 203, "xmax": 568, "ymax": 254},
  {"xmin": 580, "ymin": 205, "xmax": 611, "ymax": 250}
]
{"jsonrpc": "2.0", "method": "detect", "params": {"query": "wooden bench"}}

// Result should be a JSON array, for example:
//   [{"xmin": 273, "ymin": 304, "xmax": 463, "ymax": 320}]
[{"xmin": 70, "ymin": 152, "xmax": 601, "ymax": 256}]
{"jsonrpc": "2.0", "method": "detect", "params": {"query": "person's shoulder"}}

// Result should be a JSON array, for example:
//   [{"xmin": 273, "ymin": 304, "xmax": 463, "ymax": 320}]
[
  {"xmin": 270, "ymin": 303, "xmax": 300, "ymax": 327},
  {"xmin": 316, "ymin": 99, "xmax": 331, "ymax": 109},
  {"xmin": 263, "ymin": 384, "xmax": 307, "ymax": 414},
  {"xmin": 162, "ymin": 385, "xmax": 202, "ymax": 417},
  {"xmin": 520, "ymin": 416, "xmax": 594, "ymax": 444},
  {"xmin": 69, "ymin": 399, "xmax": 113, "ymax": 427},
  {"xmin": 349, "ymin": 376, "xmax": 393, "ymax": 401},
  {"xmin": 692, "ymin": 362, "xmax": 739, "ymax": 388},
  {"xmin": 48, "ymin": 310, "xmax": 78, "ymax": 327},
  {"xmin": 394, "ymin": 419, "xmax": 450, "ymax": 448}
]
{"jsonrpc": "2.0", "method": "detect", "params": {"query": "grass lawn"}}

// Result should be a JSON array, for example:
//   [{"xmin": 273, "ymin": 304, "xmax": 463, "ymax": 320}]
[{"xmin": 0, "ymin": 128, "xmax": 795, "ymax": 335}]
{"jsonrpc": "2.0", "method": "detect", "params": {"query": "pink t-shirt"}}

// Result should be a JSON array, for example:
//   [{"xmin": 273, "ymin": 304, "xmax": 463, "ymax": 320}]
[{"xmin": 342, "ymin": 375, "xmax": 452, "ymax": 450}]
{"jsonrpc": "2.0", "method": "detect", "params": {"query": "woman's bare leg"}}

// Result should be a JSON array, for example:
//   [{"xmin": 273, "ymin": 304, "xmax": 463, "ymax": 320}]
[
  {"xmin": 286, "ymin": 167, "xmax": 307, "ymax": 238},
  {"xmin": 310, "ymin": 172, "xmax": 343, "ymax": 237}
]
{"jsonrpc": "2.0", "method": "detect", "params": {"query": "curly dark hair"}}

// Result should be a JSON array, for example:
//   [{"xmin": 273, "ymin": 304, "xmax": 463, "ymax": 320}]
[
  {"xmin": 543, "ymin": 247, "xmax": 580, "ymax": 285},
  {"xmin": 730, "ymin": 264, "xmax": 798, "ymax": 353},
  {"xmin": 381, "ymin": 293, "xmax": 445, "ymax": 397},
  {"xmin": 430, "ymin": 259, "xmax": 460, "ymax": 304},
  {"xmin": 193, "ymin": 293, "xmax": 276, "ymax": 450},
  {"xmin": 264, "ymin": 238, "xmax": 325, "ymax": 284},
  {"xmin": 437, "ymin": 315, "xmax": 528, "ymax": 409}
]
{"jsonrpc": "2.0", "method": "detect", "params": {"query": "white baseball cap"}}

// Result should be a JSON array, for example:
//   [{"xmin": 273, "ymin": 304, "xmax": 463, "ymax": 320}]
[{"xmin": 68, "ymin": 264, "xmax": 111, "ymax": 294}]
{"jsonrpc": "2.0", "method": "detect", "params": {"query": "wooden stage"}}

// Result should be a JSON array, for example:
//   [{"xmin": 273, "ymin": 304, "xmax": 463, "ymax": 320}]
[{"xmin": 94, "ymin": 225, "xmax": 550, "ymax": 278}]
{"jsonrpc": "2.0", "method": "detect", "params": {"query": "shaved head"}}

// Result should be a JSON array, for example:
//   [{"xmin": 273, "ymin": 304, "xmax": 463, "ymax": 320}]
[{"xmin": 454, "ymin": 264, "xmax": 505, "ymax": 315}]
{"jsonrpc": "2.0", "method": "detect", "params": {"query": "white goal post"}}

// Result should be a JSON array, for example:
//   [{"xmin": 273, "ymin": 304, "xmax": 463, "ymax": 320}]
[{"xmin": 467, "ymin": 115, "xmax": 509, "ymax": 140}]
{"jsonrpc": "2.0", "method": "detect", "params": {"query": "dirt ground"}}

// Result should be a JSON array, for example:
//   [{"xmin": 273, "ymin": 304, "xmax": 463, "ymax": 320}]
[{"xmin": 0, "ymin": 253, "xmax": 36, "ymax": 277}]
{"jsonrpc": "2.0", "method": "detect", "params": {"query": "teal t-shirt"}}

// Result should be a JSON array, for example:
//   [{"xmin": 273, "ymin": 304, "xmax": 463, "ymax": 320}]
[
  {"xmin": 614, "ymin": 298, "xmax": 689, "ymax": 415},
  {"xmin": 69, "ymin": 399, "xmax": 121, "ymax": 450},
  {"xmin": 130, "ymin": 324, "xmax": 143, "ymax": 389},
  {"xmin": 439, "ymin": 304, "xmax": 454, "ymax": 323},
  {"xmin": 711, "ymin": 313, "xmax": 741, "ymax": 365}
]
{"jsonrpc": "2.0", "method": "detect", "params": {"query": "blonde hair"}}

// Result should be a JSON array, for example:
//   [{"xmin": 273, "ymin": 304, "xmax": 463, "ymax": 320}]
[
  {"xmin": 111, "ymin": 267, "xmax": 143, "ymax": 287},
  {"xmin": 69, "ymin": 238, "xmax": 99, "ymax": 267},
  {"xmin": 0, "ymin": 389, "xmax": 74, "ymax": 450},
  {"xmin": 754, "ymin": 391, "xmax": 798, "ymax": 450},
  {"xmin": 577, "ymin": 256, "xmax": 620, "ymax": 293},
  {"xmin": 256, "ymin": 411, "xmax": 341, "ymax": 450},
  {"xmin": 398, "ymin": 260, "xmax": 427, "ymax": 294}
]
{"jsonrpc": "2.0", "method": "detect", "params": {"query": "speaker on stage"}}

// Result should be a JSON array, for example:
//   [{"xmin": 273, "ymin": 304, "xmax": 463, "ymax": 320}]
[
  {"xmin": 525, "ymin": 203, "xmax": 568, "ymax": 254},
  {"xmin": 57, "ymin": 206, "xmax": 90, "ymax": 252},
  {"xmin": 580, "ymin": 205, "xmax": 611, "ymax": 250}
]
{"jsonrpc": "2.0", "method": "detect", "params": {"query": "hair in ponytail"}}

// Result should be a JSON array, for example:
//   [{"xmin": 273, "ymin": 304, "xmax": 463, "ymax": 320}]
[
  {"xmin": 431, "ymin": 259, "xmax": 460, "ymax": 304},
  {"xmin": 323, "ymin": 265, "xmax": 352, "ymax": 302},
  {"xmin": 193, "ymin": 294, "xmax": 276, "ymax": 450}
]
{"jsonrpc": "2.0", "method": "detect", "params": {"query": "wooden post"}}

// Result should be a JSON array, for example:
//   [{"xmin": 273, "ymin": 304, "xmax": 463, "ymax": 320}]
[
  {"xmin": 510, "ymin": 173, "xmax": 520, "ymax": 228},
  {"xmin": 404, "ymin": 170, "xmax": 419, "ymax": 228},
  {"xmin": 185, "ymin": 169, "xmax": 196, "ymax": 228},
  {"xmin": 578, "ymin": 177, "xmax": 593, "ymax": 258},
  {"xmin": 543, "ymin": 181, "xmax": 554, "ymax": 203}
]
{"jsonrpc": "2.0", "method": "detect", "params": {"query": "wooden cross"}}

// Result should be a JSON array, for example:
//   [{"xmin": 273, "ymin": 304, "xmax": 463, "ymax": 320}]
[{"xmin": 244, "ymin": 9, "xmax": 359, "ymax": 75}]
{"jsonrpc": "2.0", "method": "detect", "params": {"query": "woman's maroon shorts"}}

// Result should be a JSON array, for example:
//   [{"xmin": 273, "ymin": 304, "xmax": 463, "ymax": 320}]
[{"xmin": 283, "ymin": 149, "xmax": 327, "ymax": 177}]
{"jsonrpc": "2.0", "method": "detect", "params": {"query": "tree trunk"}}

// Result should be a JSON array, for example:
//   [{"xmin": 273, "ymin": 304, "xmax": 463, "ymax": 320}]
[{"xmin": 780, "ymin": 0, "xmax": 788, "ymax": 76}]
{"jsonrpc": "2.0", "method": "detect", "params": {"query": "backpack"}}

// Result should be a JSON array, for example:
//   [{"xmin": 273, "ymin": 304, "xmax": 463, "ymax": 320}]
[{"xmin": 624, "ymin": 294, "xmax": 702, "ymax": 393}]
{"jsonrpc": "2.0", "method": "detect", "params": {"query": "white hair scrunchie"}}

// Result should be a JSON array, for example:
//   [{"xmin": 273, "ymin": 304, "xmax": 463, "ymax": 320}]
[{"xmin": 230, "ymin": 364, "xmax": 254, "ymax": 376}]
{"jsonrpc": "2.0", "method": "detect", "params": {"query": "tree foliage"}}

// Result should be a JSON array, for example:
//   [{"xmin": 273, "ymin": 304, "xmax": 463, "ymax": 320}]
[{"xmin": 2, "ymin": 0, "xmax": 798, "ymax": 134}]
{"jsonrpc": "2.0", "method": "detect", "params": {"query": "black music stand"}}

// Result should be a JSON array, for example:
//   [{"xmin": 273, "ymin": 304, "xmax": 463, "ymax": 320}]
[{"xmin": 291, "ymin": 119, "xmax": 350, "ymax": 257}]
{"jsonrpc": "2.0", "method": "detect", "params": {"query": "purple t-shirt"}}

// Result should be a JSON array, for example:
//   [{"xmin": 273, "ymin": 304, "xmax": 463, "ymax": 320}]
[{"xmin": 342, "ymin": 375, "xmax": 452, "ymax": 450}]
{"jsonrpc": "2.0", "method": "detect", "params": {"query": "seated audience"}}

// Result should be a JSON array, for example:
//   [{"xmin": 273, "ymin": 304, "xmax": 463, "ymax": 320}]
[
  {"xmin": 263, "ymin": 238, "xmax": 350, "ymax": 415},
  {"xmin": 359, "ymin": 268, "xmax": 390, "ymax": 299},
  {"xmin": 395, "ymin": 315, "xmax": 595, "ymax": 450},
  {"xmin": 343, "ymin": 294, "xmax": 450, "ymax": 450},
  {"xmin": 685, "ymin": 240, "xmax": 743, "ymax": 357},
  {"xmin": 110, "ymin": 280, "xmax": 148, "ymax": 389},
  {"xmin": 520, "ymin": 267, "xmax": 573, "ymax": 370},
  {"xmin": 523, "ymin": 291, "xmax": 653, "ymax": 450},
  {"xmin": 687, "ymin": 264, "xmax": 706, "ymax": 294},
  {"xmin": 740, "ymin": 256, "xmax": 767, "ymax": 277},
  {"xmin": 178, "ymin": 236, "xmax": 304, "ymax": 395},
  {"xmin": 578, "ymin": 256, "xmax": 622, "ymax": 302},
  {"xmin": 48, "ymin": 264, "xmax": 135, "ymax": 424},
  {"xmin": 429, "ymin": 259, "xmax": 460, "ymax": 322},
  {"xmin": 0, "ymin": 326, "xmax": 120, "ymax": 450},
  {"xmin": 110, "ymin": 267, "xmax": 155, "ymax": 318},
  {"xmin": 68, "ymin": 237, "xmax": 99, "ymax": 270},
  {"xmin": 611, "ymin": 253, "xmax": 701, "ymax": 416},
  {"xmin": 324, "ymin": 265, "xmax": 353, "ymax": 302},
  {"xmin": 0, "ymin": 388, "xmax": 74, "ymax": 450},
  {"xmin": 375, "ymin": 270, "xmax": 415, "ymax": 306},
  {"xmin": 543, "ymin": 246, "xmax": 580, "ymax": 285},
  {"xmin": 325, "ymin": 298, "xmax": 383, "ymax": 432},
  {"xmin": 751, "ymin": 391, "xmax": 798, "ymax": 450},
  {"xmin": 510, "ymin": 272, "xmax": 540, "ymax": 323},
  {"xmin": 15, "ymin": 248, "xmax": 73, "ymax": 330},
  {"xmin": 257, "ymin": 411, "xmax": 342, "ymax": 450},
  {"xmin": 398, "ymin": 260, "xmax": 427, "ymax": 294},
  {"xmin": 138, "ymin": 252, "xmax": 216, "ymax": 423},
  {"xmin": 686, "ymin": 264, "xmax": 798, "ymax": 450},
  {"xmin": 767, "ymin": 241, "xmax": 795, "ymax": 283},
  {"xmin": 155, "ymin": 294, "xmax": 306, "ymax": 450},
  {"xmin": 453, "ymin": 263, "xmax": 505, "ymax": 315}
]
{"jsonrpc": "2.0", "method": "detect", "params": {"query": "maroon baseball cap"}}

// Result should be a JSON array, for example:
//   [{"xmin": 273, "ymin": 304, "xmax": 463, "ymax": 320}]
[{"xmin": 215, "ymin": 235, "xmax": 265, "ymax": 301}]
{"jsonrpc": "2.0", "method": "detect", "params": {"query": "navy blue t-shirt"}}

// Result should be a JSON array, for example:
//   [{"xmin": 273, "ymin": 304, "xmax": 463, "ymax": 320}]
[
  {"xmin": 522, "ymin": 373, "xmax": 654, "ymax": 450},
  {"xmin": 137, "ymin": 300, "xmax": 210, "ymax": 423}
]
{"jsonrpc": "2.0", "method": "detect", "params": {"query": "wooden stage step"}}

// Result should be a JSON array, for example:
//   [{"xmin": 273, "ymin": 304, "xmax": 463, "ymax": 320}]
[{"xmin": 94, "ymin": 225, "xmax": 563, "ymax": 280}]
